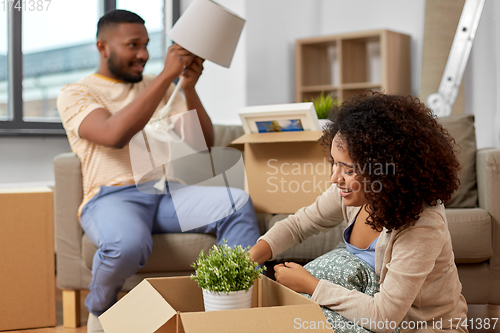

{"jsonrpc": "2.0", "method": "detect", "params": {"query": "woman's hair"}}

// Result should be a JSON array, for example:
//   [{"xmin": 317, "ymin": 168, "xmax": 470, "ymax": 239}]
[{"xmin": 322, "ymin": 93, "xmax": 460, "ymax": 232}]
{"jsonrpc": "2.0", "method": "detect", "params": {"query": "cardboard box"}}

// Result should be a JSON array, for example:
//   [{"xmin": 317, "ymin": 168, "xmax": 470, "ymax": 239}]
[
  {"xmin": 100, "ymin": 276, "xmax": 332, "ymax": 332},
  {"xmin": 0, "ymin": 187, "xmax": 56, "ymax": 331},
  {"xmin": 231, "ymin": 131, "xmax": 331, "ymax": 214}
]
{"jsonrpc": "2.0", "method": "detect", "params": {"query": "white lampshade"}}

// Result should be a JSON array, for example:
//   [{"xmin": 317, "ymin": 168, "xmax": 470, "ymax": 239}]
[{"xmin": 168, "ymin": 0, "xmax": 245, "ymax": 68}]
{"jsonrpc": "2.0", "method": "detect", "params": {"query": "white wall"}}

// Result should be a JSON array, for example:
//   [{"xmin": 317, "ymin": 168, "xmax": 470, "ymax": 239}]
[
  {"xmin": 245, "ymin": 0, "xmax": 321, "ymax": 106},
  {"xmin": 0, "ymin": 137, "xmax": 70, "ymax": 185},
  {"xmin": 243, "ymin": 0, "xmax": 425, "ymax": 104},
  {"xmin": 465, "ymin": 0, "xmax": 500, "ymax": 148},
  {"xmin": 318, "ymin": 0, "xmax": 425, "ymax": 97},
  {"xmin": 494, "ymin": 0, "xmax": 500, "ymax": 149}
]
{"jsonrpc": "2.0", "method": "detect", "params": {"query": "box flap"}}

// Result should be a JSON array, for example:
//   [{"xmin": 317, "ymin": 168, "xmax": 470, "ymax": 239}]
[
  {"xmin": 99, "ymin": 280, "xmax": 177, "ymax": 333},
  {"xmin": 180, "ymin": 304, "xmax": 331, "ymax": 332},
  {"xmin": 231, "ymin": 131, "xmax": 323, "ymax": 145},
  {"xmin": 146, "ymin": 276, "xmax": 205, "ymax": 312},
  {"xmin": 261, "ymin": 276, "xmax": 317, "ymax": 307}
]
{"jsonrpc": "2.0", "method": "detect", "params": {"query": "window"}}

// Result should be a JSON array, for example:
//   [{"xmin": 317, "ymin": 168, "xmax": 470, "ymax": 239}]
[
  {"xmin": 0, "ymin": 0, "xmax": 179, "ymax": 135},
  {"xmin": 0, "ymin": 1, "xmax": 99, "ymax": 134},
  {"xmin": 22, "ymin": 0, "xmax": 99, "ymax": 122},
  {"xmin": 116, "ymin": 0, "xmax": 168, "ymax": 76}
]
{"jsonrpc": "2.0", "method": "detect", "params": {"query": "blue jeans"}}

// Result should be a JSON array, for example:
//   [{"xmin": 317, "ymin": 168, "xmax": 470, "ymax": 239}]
[{"xmin": 80, "ymin": 181, "xmax": 260, "ymax": 316}]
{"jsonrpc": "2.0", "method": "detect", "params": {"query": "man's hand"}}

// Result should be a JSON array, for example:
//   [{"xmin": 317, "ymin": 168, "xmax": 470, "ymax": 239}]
[
  {"xmin": 176, "ymin": 55, "xmax": 213, "ymax": 148},
  {"xmin": 162, "ymin": 43, "xmax": 194, "ymax": 80},
  {"xmin": 274, "ymin": 262, "xmax": 319, "ymax": 295},
  {"xmin": 181, "ymin": 57, "xmax": 205, "ymax": 91}
]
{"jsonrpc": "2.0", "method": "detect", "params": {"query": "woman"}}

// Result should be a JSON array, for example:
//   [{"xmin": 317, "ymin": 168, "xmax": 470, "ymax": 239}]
[{"xmin": 249, "ymin": 93, "xmax": 468, "ymax": 332}]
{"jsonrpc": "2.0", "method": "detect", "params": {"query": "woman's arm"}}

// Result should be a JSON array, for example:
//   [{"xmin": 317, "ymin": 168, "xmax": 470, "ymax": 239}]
[
  {"xmin": 255, "ymin": 185, "xmax": 346, "ymax": 262},
  {"xmin": 248, "ymin": 240, "xmax": 272, "ymax": 265}
]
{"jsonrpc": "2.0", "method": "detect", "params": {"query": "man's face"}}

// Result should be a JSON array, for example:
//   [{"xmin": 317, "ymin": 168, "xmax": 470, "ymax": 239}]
[{"xmin": 103, "ymin": 23, "xmax": 149, "ymax": 83}]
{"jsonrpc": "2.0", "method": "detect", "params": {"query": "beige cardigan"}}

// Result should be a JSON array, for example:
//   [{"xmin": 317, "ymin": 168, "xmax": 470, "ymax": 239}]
[{"xmin": 260, "ymin": 184, "xmax": 468, "ymax": 333}]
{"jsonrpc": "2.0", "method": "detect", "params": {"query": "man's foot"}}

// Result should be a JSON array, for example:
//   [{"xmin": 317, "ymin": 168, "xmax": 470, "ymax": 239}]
[{"xmin": 87, "ymin": 313, "xmax": 104, "ymax": 333}]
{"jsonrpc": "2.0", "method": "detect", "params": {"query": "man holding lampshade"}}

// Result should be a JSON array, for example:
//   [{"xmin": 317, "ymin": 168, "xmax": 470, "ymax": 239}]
[{"xmin": 57, "ymin": 8, "xmax": 258, "ymax": 332}]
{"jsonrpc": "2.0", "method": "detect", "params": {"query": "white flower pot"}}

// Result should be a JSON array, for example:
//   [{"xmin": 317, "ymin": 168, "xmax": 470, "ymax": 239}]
[{"xmin": 202, "ymin": 286, "xmax": 253, "ymax": 312}]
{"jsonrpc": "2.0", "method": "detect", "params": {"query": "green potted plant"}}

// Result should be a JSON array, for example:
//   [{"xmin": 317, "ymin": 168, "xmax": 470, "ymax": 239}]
[
  {"xmin": 310, "ymin": 92, "xmax": 339, "ymax": 128},
  {"xmin": 191, "ymin": 240, "xmax": 265, "ymax": 312}
]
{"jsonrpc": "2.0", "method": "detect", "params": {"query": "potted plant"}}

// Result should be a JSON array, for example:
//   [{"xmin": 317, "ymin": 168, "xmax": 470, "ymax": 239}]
[
  {"xmin": 310, "ymin": 92, "xmax": 339, "ymax": 128},
  {"xmin": 191, "ymin": 240, "xmax": 265, "ymax": 312}
]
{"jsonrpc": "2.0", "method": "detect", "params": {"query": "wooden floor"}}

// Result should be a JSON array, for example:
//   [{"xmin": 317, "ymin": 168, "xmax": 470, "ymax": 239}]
[{"xmin": 6, "ymin": 288, "xmax": 500, "ymax": 332}]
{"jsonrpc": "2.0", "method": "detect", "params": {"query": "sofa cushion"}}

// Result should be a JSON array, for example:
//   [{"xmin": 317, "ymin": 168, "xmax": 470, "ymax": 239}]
[
  {"xmin": 82, "ymin": 233, "xmax": 217, "ymax": 273},
  {"xmin": 446, "ymin": 208, "xmax": 492, "ymax": 264},
  {"xmin": 82, "ymin": 213, "xmax": 273, "ymax": 273},
  {"xmin": 213, "ymin": 124, "xmax": 245, "ymax": 148},
  {"xmin": 439, "ymin": 114, "xmax": 478, "ymax": 208},
  {"xmin": 264, "ymin": 208, "xmax": 492, "ymax": 265}
]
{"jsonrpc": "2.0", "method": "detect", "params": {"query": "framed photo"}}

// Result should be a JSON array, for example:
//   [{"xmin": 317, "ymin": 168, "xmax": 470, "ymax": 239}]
[{"xmin": 239, "ymin": 102, "xmax": 320, "ymax": 134}]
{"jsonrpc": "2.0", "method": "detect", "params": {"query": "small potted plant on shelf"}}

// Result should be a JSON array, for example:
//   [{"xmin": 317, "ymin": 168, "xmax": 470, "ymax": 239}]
[
  {"xmin": 191, "ymin": 240, "xmax": 265, "ymax": 312},
  {"xmin": 310, "ymin": 92, "xmax": 339, "ymax": 129}
]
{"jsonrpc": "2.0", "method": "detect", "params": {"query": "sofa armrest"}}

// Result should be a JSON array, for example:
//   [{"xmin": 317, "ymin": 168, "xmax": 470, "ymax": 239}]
[
  {"xmin": 53, "ymin": 152, "xmax": 85, "ymax": 290},
  {"xmin": 477, "ymin": 148, "xmax": 500, "ymax": 213},
  {"xmin": 476, "ymin": 148, "xmax": 500, "ymax": 304}
]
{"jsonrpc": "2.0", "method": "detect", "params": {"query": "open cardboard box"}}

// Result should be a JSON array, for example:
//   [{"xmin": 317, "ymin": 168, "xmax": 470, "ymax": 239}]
[
  {"xmin": 99, "ymin": 276, "xmax": 332, "ymax": 332},
  {"xmin": 231, "ymin": 131, "xmax": 331, "ymax": 214}
]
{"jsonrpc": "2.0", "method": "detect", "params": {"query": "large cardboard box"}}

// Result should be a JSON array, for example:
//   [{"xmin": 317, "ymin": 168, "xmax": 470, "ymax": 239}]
[
  {"xmin": 0, "ymin": 187, "xmax": 56, "ymax": 331},
  {"xmin": 100, "ymin": 276, "xmax": 332, "ymax": 332},
  {"xmin": 232, "ymin": 131, "xmax": 331, "ymax": 214}
]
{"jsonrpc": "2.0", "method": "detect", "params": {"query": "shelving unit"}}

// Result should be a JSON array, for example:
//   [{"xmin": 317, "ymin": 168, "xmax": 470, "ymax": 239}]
[{"xmin": 295, "ymin": 29, "xmax": 411, "ymax": 103}]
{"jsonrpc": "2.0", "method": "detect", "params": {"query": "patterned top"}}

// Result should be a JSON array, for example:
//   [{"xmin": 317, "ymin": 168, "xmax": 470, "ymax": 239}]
[
  {"xmin": 302, "ymin": 243, "xmax": 391, "ymax": 332},
  {"xmin": 57, "ymin": 74, "xmax": 187, "ymax": 216}
]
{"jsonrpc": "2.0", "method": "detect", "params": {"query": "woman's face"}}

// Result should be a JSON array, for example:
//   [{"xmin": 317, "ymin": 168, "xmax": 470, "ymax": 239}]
[{"xmin": 330, "ymin": 134, "xmax": 368, "ymax": 207}]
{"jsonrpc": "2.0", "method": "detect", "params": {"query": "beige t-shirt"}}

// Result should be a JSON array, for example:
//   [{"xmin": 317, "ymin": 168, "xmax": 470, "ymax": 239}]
[
  {"xmin": 57, "ymin": 74, "xmax": 187, "ymax": 215},
  {"xmin": 260, "ymin": 185, "xmax": 468, "ymax": 332}
]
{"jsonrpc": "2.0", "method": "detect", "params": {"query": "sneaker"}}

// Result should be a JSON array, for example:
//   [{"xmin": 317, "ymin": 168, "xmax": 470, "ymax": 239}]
[{"xmin": 87, "ymin": 313, "xmax": 104, "ymax": 333}]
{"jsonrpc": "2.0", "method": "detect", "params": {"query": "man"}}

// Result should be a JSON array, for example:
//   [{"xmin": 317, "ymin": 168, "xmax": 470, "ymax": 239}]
[{"xmin": 57, "ymin": 10, "xmax": 260, "ymax": 333}]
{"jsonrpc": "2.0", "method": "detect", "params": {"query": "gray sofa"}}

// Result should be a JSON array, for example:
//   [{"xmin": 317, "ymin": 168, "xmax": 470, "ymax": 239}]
[{"xmin": 54, "ymin": 119, "xmax": 500, "ymax": 327}]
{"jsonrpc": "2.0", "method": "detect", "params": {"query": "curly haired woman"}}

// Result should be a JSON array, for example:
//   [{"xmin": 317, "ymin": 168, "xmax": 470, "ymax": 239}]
[{"xmin": 249, "ymin": 93, "xmax": 468, "ymax": 332}]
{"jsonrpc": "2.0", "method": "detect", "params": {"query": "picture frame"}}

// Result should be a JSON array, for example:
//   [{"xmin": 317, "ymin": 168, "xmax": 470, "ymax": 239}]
[{"xmin": 238, "ymin": 102, "xmax": 320, "ymax": 134}]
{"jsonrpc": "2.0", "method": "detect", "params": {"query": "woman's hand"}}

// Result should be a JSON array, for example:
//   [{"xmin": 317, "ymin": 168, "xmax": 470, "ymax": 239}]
[{"xmin": 274, "ymin": 262, "xmax": 319, "ymax": 295}]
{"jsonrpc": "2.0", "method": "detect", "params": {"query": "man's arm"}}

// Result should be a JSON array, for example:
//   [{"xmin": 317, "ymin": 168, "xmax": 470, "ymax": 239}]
[
  {"xmin": 78, "ymin": 44, "xmax": 193, "ymax": 149},
  {"xmin": 174, "ymin": 57, "xmax": 214, "ymax": 150}
]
